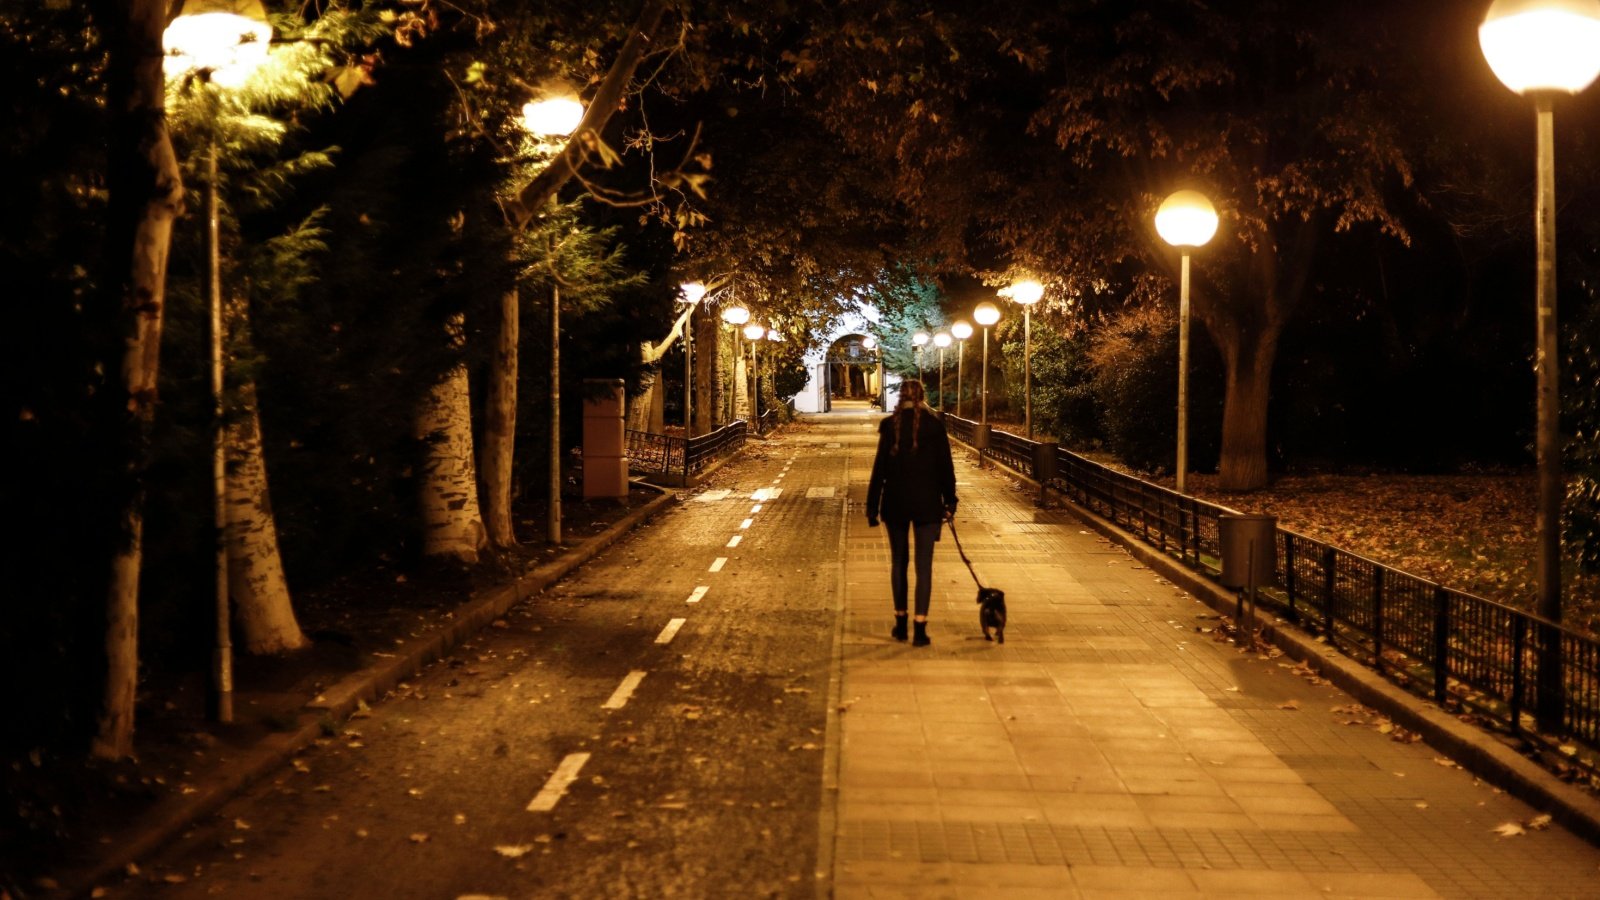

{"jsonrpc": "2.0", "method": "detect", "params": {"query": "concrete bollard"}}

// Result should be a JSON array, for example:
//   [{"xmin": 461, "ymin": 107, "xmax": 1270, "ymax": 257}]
[{"xmin": 582, "ymin": 378, "xmax": 628, "ymax": 500}]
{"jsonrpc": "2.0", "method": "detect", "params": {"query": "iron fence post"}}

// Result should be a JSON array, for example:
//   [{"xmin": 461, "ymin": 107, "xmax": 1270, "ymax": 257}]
[
  {"xmin": 1322, "ymin": 546, "xmax": 1337, "ymax": 647},
  {"xmin": 1512, "ymin": 616, "xmax": 1527, "ymax": 736},
  {"xmin": 1373, "ymin": 568, "xmax": 1385, "ymax": 674},
  {"xmin": 1433, "ymin": 587, "xmax": 1450, "ymax": 704},
  {"xmin": 1284, "ymin": 537, "xmax": 1299, "ymax": 623}
]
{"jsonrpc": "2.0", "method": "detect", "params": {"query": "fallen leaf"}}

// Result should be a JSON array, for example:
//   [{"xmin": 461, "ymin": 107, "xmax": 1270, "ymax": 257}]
[
  {"xmin": 1278, "ymin": 700, "xmax": 1301, "ymax": 711},
  {"xmin": 1528, "ymin": 814, "xmax": 1553, "ymax": 831},
  {"xmin": 1432, "ymin": 757, "xmax": 1458, "ymax": 768},
  {"xmin": 1492, "ymin": 822, "xmax": 1526, "ymax": 837},
  {"xmin": 453, "ymin": 813, "xmax": 467, "ymax": 826},
  {"xmin": 1414, "ymin": 801, "xmax": 1429, "ymax": 809},
  {"xmin": 493, "ymin": 844, "xmax": 534, "ymax": 858},
  {"xmin": 409, "ymin": 832, "xmax": 430, "ymax": 843},
  {"xmin": 233, "ymin": 818, "xmax": 252, "ymax": 831}
]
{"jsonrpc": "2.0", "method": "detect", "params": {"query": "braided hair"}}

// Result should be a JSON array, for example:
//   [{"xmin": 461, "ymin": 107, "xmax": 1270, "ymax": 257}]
[{"xmin": 889, "ymin": 380, "xmax": 932, "ymax": 456}]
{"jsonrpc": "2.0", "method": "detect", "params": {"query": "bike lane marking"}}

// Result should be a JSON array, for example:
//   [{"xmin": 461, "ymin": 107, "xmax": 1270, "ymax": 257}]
[
  {"xmin": 527, "ymin": 752, "xmax": 592, "ymax": 812},
  {"xmin": 600, "ymin": 671, "xmax": 648, "ymax": 710},
  {"xmin": 655, "ymin": 618, "xmax": 687, "ymax": 644}
]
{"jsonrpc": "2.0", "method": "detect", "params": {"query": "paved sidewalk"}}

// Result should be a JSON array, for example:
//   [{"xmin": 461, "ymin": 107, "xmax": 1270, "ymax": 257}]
[{"xmin": 828, "ymin": 405, "xmax": 1600, "ymax": 899}]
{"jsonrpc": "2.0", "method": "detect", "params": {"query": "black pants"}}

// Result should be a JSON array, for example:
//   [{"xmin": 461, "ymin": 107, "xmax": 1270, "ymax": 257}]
[{"xmin": 886, "ymin": 519, "xmax": 940, "ymax": 617}]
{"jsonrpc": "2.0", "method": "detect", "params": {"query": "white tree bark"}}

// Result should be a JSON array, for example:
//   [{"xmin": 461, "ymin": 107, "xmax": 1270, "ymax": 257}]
[
  {"xmin": 94, "ymin": 0, "xmax": 184, "ymax": 761},
  {"xmin": 417, "ymin": 342, "xmax": 487, "ymax": 564},
  {"xmin": 227, "ymin": 380, "xmax": 308, "ymax": 653}
]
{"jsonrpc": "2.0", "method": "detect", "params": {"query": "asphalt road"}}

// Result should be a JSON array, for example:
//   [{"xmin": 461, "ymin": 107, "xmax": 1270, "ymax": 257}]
[{"xmin": 115, "ymin": 425, "xmax": 853, "ymax": 899}]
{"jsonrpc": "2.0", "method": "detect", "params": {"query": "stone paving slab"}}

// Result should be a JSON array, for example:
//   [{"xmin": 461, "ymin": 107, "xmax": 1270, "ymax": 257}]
[{"xmin": 821, "ymin": 406, "xmax": 1600, "ymax": 899}]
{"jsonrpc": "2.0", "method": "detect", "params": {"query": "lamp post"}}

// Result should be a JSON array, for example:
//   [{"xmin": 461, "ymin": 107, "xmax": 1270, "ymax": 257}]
[
  {"xmin": 1004, "ymin": 279, "xmax": 1044, "ymax": 438},
  {"xmin": 1480, "ymin": 0, "xmax": 1600, "ymax": 728},
  {"xmin": 164, "ymin": 0, "xmax": 274, "ymax": 725},
  {"xmin": 951, "ymin": 320, "xmax": 973, "ymax": 418},
  {"xmin": 912, "ymin": 330, "xmax": 930, "ymax": 382},
  {"xmin": 522, "ymin": 94, "xmax": 585, "ymax": 545},
  {"xmin": 933, "ymin": 332, "xmax": 952, "ymax": 411},
  {"xmin": 862, "ymin": 334, "xmax": 882, "ymax": 409},
  {"xmin": 678, "ymin": 282, "xmax": 707, "ymax": 436},
  {"xmin": 722, "ymin": 304, "xmax": 750, "ymax": 420},
  {"xmin": 743, "ymin": 321, "xmax": 767, "ymax": 427},
  {"xmin": 973, "ymin": 302, "xmax": 1002, "ymax": 426},
  {"xmin": 1155, "ymin": 190, "xmax": 1219, "ymax": 495}
]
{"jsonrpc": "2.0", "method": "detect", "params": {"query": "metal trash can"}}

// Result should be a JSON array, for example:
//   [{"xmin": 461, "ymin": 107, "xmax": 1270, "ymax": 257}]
[
  {"xmin": 1032, "ymin": 441, "xmax": 1059, "ymax": 481},
  {"xmin": 972, "ymin": 423, "xmax": 992, "ymax": 450},
  {"xmin": 1219, "ymin": 514, "xmax": 1277, "ymax": 589}
]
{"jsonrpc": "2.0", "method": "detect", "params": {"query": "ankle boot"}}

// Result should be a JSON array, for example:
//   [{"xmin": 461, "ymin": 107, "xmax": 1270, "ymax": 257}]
[
  {"xmin": 912, "ymin": 620, "xmax": 930, "ymax": 647},
  {"xmin": 890, "ymin": 615, "xmax": 908, "ymax": 641}
]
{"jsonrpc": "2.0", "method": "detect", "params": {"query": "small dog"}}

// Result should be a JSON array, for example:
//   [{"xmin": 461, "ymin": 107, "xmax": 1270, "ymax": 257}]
[{"xmin": 977, "ymin": 586, "xmax": 1007, "ymax": 643}]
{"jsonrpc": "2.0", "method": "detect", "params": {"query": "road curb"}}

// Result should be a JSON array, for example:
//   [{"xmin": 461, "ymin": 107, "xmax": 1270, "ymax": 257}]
[
  {"xmin": 956, "ymin": 442, "xmax": 1600, "ymax": 848},
  {"xmin": 64, "ymin": 487, "xmax": 680, "ymax": 898}
]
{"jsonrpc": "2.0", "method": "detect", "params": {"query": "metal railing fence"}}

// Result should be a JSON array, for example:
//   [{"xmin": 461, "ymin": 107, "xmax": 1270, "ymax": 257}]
[
  {"xmin": 946, "ymin": 414, "xmax": 1600, "ymax": 773},
  {"xmin": 625, "ymin": 419, "xmax": 747, "ymax": 484}
]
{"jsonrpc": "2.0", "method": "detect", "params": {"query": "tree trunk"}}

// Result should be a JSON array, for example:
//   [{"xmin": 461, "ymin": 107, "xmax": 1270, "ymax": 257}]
[
  {"xmin": 92, "ymin": 0, "xmax": 185, "ymax": 761},
  {"xmin": 627, "ymin": 366, "xmax": 658, "ymax": 435},
  {"xmin": 694, "ymin": 312, "xmax": 716, "ymax": 434},
  {"xmin": 1215, "ymin": 329, "xmax": 1280, "ymax": 491},
  {"xmin": 482, "ymin": 287, "xmax": 518, "ymax": 547},
  {"xmin": 222, "ymin": 380, "xmax": 306, "ymax": 653},
  {"xmin": 416, "ymin": 323, "xmax": 487, "ymax": 563}
]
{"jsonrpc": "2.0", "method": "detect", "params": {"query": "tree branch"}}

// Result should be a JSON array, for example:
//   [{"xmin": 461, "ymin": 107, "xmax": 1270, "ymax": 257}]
[{"xmin": 506, "ymin": 0, "xmax": 669, "ymax": 230}]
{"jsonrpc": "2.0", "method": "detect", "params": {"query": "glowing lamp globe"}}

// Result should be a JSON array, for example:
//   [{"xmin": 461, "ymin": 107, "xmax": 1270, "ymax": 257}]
[
  {"xmin": 1156, "ymin": 190, "xmax": 1218, "ymax": 248},
  {"xmin": 678, "ymin": 281, "xmax": 707, "ymax": 304},
  {"xmin": 743, "ymin": 322, "xmax": 766, "ymax": 341},
  {"xmin": 1480, "ymin": 0, "xmax": 1600, "ymax": 94},
  {"xmin": 861, "ymin": 335, "xmax": 877, "ymax": 350},
  {"xmin": 721, "ymin": 305, "xmax": 750, "ymax": 326},
  {"xmin": 912, "ymin": 331, "xmax": 930, "ymax": 347},
  {"xmin": 951, "ymin": 321, "xmax": 973, "ymax": 340},
  {"xmin": 521, "ymin": 97, "xmax": 585, "ymax": 137},
  {"xmin": 973, "ymin": 303, "xmax": 1001, "ymax": 327},
  {"xmin": 163, "ymin": 0, "xmax": 273, "ymax": 88},
  {"xmin": 765, "ymin": 329, "xmax": 783, "ymax": 342},
  {"xmin": 1006, "ymin": 279, "xmax": 1044, "ymax": 305},
  {"xmin": 933, "ymin": 332, "xmax": 952, "ymax": 348}
]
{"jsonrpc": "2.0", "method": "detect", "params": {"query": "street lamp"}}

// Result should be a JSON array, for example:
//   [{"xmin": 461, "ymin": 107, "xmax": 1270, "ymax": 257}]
[
  {"xmin": 1480, "ymin": 0, "xmax": 1600, "ymax": 726},
  {"xmin": 912, "ymin": 330, "xmax": 930, "ymax": 382},
  {"xmin": 726, "ymin": 302, "xmax": 748, "ymax": 419},
  {"xmin": 973, "ymin": 302, "xmax": 1002, "ymax": 427},
  {"xmin": 521, "ymin": 93, "xmax": 585, "ymax": 545},
  {"xmin": 678, "ymin": 282, "xmax": 707, "ymax": 436},
  {"xmin": 743, "ymin": 321, "xmax": 767, "ymax": 427},
  {"xmin": 1155, "ymin": 189, "xmax": 1219, "ymax": 495},
  {"xmin": 164, "ymin": 0, "xmax": 274, "ymax": 725},
  {"xmin": 933, "ymin": 332, "xmax": 952, "ymax": 411},
  {"xmin": 862, "ymin": 334, "xmax": 882, "ymax": 408},
  {"xmin": 1003, "ymin": 279, "xmax": 1044, "ymax": 438},
  {"xmin": 951, "ymin": 320, "xmax": 973, "ymax": 418}
]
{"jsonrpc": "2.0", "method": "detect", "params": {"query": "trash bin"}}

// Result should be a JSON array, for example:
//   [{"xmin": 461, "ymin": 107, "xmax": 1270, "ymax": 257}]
[
  {"xmin": 1219, "ymin": 514, "xmax": 1277, "ymax": 590},
  {"xmin": 1032, "ymin": 441, "xmax": 1059, "ymax": 481},
  {"xmin": 972, "ymin": 423, "xmax": 991, "ymax": 450}
]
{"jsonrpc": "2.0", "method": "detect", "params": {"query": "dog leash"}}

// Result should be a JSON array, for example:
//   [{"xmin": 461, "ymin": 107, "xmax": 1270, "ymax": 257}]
[{"xmin": 946, "ymin": 517, "xmax": 986, "ymax": 589}]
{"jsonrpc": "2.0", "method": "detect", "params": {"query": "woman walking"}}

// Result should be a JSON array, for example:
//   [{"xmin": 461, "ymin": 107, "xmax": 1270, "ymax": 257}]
[{"xmin": 865, "ymin": 379, "xmax": 958, "ymax": 646}]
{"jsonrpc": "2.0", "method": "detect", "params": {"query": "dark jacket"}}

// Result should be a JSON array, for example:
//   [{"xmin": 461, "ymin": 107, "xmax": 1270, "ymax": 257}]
[{"xmin": 866, "ymin": 404, "xmax": 957, "ymax": 525}]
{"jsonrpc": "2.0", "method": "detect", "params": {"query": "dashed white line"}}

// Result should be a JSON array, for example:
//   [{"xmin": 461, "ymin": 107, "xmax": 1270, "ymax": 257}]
[
  {"xmin": 726, "ymin": 535, "xmax": 742, "ymax": 548},
  {"xmin": 527, "ymin": 752, "xmax": 591, "ymax": 811},
  {"xmin": 686, "ymin": 585, "xmax": 709, "ymax": 604},
  {"xmin": 709, "ymin": 557, "xmax": 727, "ymax": 572},
  {"xmin": 740, "ymin": 518, "xmax": 754, "ymax": 530},
  {"xmin": 655, "ymin": 618, "xmax": 687, "ymax": 644},
  {"xmin": 601, "ymin": 671, "xmax": 647, "ymax": 710},
  {"xmin": 751, "ymin": 504, "xmax": 763, "ymax": 514}
]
